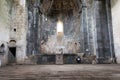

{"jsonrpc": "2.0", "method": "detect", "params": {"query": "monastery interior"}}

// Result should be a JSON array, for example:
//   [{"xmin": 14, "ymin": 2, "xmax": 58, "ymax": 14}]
[
  {"xmin": 0, "ymin": 0, "xmax": 120, "ymax": 66},
  {"xmin": 1, "ymin": 0, "xmax": 120, "ymax": 80}
]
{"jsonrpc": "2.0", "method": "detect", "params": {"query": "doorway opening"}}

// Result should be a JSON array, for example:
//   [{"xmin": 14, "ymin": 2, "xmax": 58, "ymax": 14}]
[{"xmin": 8, "ymin": 47, "xmax": 16, "ymax": 63}]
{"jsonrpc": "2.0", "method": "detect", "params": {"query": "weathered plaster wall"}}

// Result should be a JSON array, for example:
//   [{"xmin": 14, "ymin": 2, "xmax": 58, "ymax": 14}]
[
  {"xmin": 0, "ymin": 0, "xmax": 12, "ymax": 66},
  {"xmin": 111, "ymin": 0, "xmax": 120, "ymax": 63},
  {"xmin": 0, "ymin": 0, "xmax": 11, "ymax": 42}
]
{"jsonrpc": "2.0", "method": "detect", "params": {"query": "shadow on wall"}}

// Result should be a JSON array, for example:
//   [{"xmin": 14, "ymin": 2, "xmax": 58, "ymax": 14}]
[
  {"xmin": 0, "ymin": 42, "xmax": 8, "ymax": 66},
  {"xmin": 111, "ymin": 0, "xmax": 118, "ymax": 8}
]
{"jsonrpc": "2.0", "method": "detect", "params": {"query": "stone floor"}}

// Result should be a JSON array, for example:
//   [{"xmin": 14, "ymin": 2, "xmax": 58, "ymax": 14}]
[{"xmin": 0, "ymin": 64, "xmax": 120, "ymax": 80}]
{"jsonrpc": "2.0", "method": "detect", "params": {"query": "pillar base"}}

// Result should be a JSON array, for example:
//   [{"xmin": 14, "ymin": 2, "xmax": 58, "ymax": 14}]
[{"xmin": 96, "ymin": 57, "xmax": 116, "ymax": 64}]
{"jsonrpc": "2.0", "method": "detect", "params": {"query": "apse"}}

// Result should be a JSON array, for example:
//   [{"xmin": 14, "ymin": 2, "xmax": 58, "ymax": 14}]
[{"xmin": 40, "ymin": 0, "xmax": 81, "ymax": 54}]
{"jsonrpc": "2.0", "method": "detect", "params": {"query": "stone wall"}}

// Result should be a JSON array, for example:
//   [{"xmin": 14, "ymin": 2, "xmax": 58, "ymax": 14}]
[
  {"xmin": 40, "ymin": 11, "xmax": 81, "ymax": 54},
  {"xmin": 10, "ymin": 0, "xmax": 27, "ymax": 64},
  {"xmin": 111, "ymin": 0, "xmax": 120, "ymax": 63},
  {"xmin": 0, "ymin": 0, "xmax": 28, "ymax": 65}
]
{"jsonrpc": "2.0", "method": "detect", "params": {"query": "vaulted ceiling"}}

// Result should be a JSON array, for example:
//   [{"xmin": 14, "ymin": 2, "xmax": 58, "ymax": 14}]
[{"xmin": 40, "ymin": 0, "xmax": 82, "ymax": 17}]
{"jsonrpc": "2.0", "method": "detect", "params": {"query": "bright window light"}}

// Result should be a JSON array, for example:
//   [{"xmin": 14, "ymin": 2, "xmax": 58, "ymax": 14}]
[
  {"xmin": 20, "ymin": 0, "xmax": 25, "ymax": 7},
  {"xmin": 57, "ymin": 20, "xmax": 64, "ymax": 33}
]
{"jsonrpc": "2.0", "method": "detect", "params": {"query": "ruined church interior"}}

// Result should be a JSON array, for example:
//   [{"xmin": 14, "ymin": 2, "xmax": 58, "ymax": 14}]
[{"xmin": 0, "ymin": 0, "xmax": 120, "ymax": 80}]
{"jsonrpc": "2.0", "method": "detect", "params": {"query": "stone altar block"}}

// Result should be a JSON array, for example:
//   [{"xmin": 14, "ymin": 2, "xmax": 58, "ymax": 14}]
[{"xmin": 56, "ymin": 54, "xmax": 63, "ymax": 64}]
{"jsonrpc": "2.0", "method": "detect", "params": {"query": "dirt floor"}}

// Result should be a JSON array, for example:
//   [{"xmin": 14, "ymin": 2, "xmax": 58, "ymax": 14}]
[{"xmin": 0, "ymin": 64, "xmax": 120, "ymax": 80}]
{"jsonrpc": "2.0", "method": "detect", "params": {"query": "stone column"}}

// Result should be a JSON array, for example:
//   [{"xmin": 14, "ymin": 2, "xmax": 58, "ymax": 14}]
[
  {"xmin": 38, "ymin": 11, "xmax": 42, "ymax": 54},
  {"xmin": 26, "ymin": 0, "xmax": 41, "ymax": 56},
  {"xmin": 81, "ymin": 0, "xmax": 90, "ymax": 54},
  {"xmin": 94, "ymin": 0, "xmax": 116, "ymax": 63},
  {"xmin": 106, "ymin": 0, "xmax": 116, "ymax": 62}
]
